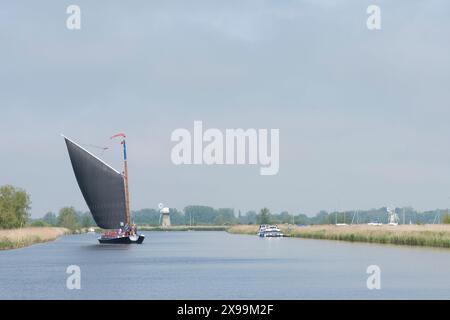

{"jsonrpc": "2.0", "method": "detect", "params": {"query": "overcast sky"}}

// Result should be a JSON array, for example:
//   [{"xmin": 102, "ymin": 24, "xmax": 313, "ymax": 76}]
[{"xmin": 1, "ymin": 1, "xmax": 450, "ymax": 217}]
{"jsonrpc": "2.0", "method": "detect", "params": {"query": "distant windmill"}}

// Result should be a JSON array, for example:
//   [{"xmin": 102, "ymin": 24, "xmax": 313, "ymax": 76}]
[{"xmin": 159, "ymin": 203, "xmax": 171, "ymax": 227}]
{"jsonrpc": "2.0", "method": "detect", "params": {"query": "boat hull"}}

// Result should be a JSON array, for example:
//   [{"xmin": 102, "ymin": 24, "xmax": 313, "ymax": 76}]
[
  {"xmin": 98, "ymin": 234, "xmax": 145, "ymax": 244},
  {"xmin": 258, "ymin": 231, "xmax": 284, "ymax": 237},
  {"xmin": 261, "ymin": 233, "xmax": 284, "ymax": 238}
]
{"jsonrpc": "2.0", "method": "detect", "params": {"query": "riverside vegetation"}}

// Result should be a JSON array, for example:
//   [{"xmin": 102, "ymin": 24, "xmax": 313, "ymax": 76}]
[
  {"xmin": 228, "ymin": 224, "xmax": 450, "ymax": 248},
  {"xmin": 2, "ymin": 184, "xmax": 450, "ymax": 249},
  {"xmin": 0, "ymin": 227, "xmax": 70, "ymax": 250},
  {"xmin": 0, "ymin": 185, "xmax": 90, "ymax": 250}
]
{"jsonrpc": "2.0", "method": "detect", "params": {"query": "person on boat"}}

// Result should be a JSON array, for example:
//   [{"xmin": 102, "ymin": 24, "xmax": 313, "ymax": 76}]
[
  {"xmin": 118, "ymin": 222, "xmax": 125, "ymax": 235},
  {"xmin": 124, "ymin": 223, "xmax": 131, "ymax": 235}
]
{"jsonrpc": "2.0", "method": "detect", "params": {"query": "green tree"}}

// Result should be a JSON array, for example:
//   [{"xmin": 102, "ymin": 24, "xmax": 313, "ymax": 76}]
[
  {"xmin": 31, "ymin": 220, "xmax": 49, "ymax": 227},
  {"xmin": 184, "ymin": 205, "xmax": 215, "ymax": 225},
  {"xmin": 77, "ymin": 212, "xmax": 95, "ymax": 228},
  {"xmin": 0, "ymin": 185, "xmax": 31, "ymax": 229},
  {"xmin": 214, "ymin": 215, "xmax": 225, "ymax": 225},
  {"xmin": 81, "ymin": 214, "xmax": 91, "ymax": 228},
  {"xmin": 216, "ymin": 208, "xmax": 236, "ymax": 224},
  {"xmin": 257, "ymin": 207, "xmax": 271, "ymax": 224},
  {"xmin": 42, "ymin": 212, "xmax": 57, "ymax": 226},
  {"xmin": 442, "ymin": 213, "xmax": 450, "ymax": 224},
  {"xmin": 57, "ymin": 207, "xmax": 78, "ymax": 230},
  {"xmin": 294, "ymin": 213, "xmax": 309, "ymax": 225},
  {"xmin": 278, "ymin": 211, "xmax": 291, "ymax": 223},
  {"xmin": 133, "ymin": 208, "xmax": 160, "ymax": 225},
  {"xmin": 244, "ymin": 211, "xmax": 257, "ymax": 224}
]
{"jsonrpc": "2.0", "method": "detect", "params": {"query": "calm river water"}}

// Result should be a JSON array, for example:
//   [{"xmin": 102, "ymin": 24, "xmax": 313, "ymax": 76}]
[{"xmin": 0, "ymin": 231, "xmax": 449, "ymax": 299}]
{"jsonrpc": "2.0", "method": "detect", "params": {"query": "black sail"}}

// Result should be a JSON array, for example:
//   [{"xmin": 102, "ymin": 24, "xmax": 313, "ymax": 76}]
[{"xmin": 63, "ymin": 137, "xmax": 127, "ymax": 229}]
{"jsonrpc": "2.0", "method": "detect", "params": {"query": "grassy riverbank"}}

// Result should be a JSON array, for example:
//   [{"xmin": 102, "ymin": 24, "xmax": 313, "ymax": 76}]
[
  {"xmin": 228, "ymin": 224, "xmax": 450, "ymax": 248},
  {"xmin": 137, "ymin": 225, "xmax": 229, "ymax": 232},
  {"xmin": 0, "ymin": 227, "xmax": 70, "ymax": 250}
]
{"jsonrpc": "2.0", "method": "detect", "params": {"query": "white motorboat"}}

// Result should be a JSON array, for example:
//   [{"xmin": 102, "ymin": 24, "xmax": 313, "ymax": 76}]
[{"xmin": 257, "ymin": 225, "xmax": 284, "ymax": 237}]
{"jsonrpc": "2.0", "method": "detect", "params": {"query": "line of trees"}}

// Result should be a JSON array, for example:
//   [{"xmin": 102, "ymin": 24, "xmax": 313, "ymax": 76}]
[
  {"xmin": 133, "ymin": 206, "xmax": 238, "ymax": 226},
  {"xmin": 0, "ymin": 184, "xmax": 96, "ymax": 230},
  {"xmin": 37, "ymin": 208, "xmax": 95, "ymax": 230},
  {"xmin": 252, "ymin": 207, "xmax": 450, "ymax": 225},
  {"xmin": 0, "ymin": 185, "xmax": 31, "ymax": 229},
  {"xmin": 131, "ymin": 206, "xmax": 450, "ymax": 226},
  {"xmin": 22, "ymin": 206, "xmax": 450, "ymax": 228},
  {"xmin": 2, "ymin": 184, "xmax": 450, "ymax": 229}
]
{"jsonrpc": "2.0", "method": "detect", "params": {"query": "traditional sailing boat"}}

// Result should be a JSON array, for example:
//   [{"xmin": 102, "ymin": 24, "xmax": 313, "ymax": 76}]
[{"xmin": 62, "ymin": 133, "xmax": 145, "ymax": 244}]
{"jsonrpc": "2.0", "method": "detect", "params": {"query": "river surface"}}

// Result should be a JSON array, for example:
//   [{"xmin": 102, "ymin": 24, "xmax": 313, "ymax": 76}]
[{"xmin": 0, "ymin": 231, "xmax": 449, "ymax": 299}]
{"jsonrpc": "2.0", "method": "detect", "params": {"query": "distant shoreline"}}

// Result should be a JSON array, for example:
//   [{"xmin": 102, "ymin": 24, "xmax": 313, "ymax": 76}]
[
  {"xmin": 6, "ymin": 224, "xmax": 448, "ymax": 250},
  {"xmin": 228, "ymin": 224, "xmax": 450, "ymax": 248},
  {"xmin": 0, "ymin": 227, "xmax": 70, "ymax": 250}
]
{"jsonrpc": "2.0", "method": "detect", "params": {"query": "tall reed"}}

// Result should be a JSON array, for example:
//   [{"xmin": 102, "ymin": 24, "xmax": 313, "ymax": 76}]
[
  {"xmin": 228, "ymin": 224, "xmax": 450, "ymax": 248},
  {"xmin": 0, "ymin": 227, "xmax": 70, "ymax": 250}
]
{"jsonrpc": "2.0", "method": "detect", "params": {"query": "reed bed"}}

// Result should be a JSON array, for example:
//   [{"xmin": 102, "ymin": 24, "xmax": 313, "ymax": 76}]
[
  {"xmin": 228, "ymin": 224, "xmax": 450, "ymax": 248},
  {"xmin": 0, "ymin": 227, "xmax": 70, "ymax": 250}
]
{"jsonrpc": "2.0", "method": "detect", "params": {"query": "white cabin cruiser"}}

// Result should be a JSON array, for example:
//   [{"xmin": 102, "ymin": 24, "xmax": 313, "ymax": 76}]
[{"xmin": 257, "ymin": 225, "xmax": 284, "ymax": 237}]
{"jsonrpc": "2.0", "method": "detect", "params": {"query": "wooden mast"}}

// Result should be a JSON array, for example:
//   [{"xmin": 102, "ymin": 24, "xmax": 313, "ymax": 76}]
[
  {"xmin": 122, "ymin": 138, "xmax": 131, "ymax": 225},
  {"xmin": 111, "ymin": 133, "xmax": 131, "ymax": 226}
]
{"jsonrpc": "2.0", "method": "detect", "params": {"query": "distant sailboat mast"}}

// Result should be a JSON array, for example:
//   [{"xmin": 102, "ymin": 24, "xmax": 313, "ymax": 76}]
[{"xmin": 111, "ymin": 133, "xmax": 131, "ymax": 225}]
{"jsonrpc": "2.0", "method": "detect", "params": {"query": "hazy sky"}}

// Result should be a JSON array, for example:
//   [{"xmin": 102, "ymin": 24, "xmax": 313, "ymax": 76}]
[{"xmin": 1, "ymin": 1, "xmax": 450, "ymax": 217}]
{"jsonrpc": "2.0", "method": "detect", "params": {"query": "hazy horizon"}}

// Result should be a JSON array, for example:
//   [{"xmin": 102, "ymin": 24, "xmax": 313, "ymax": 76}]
[{"xmin": 1, "ymin": 1, "xmax": 450, "ymax": 218}]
